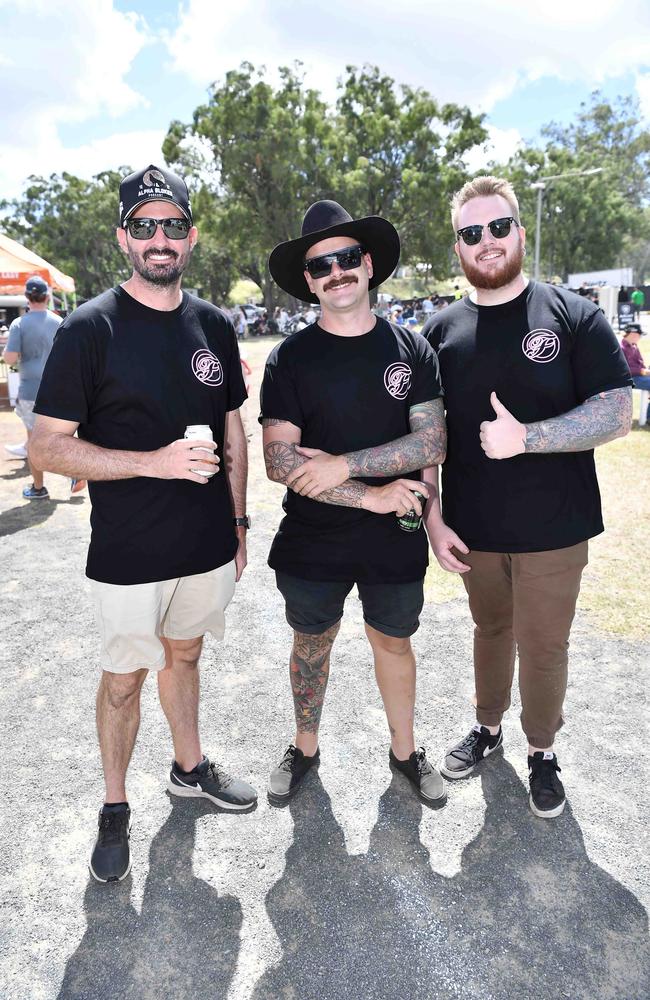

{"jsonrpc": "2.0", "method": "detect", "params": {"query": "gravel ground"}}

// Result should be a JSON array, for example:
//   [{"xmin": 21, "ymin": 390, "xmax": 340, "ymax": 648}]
[{"xmin": 1, "ymin": 337, "xmax": 648, "ymax": 1000}]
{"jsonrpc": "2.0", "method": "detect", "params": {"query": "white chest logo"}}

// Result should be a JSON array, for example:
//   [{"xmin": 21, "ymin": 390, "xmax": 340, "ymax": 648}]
[
  {"xmin": 384, "ymin": 362, "xmax": 412, "ymax": 399},
  {"xmin": 522, "ymin": 329, "xmax": 560, "ymax": 364},
  {"xmin": 192, "ymin": 349, "xmax": 223, "ymax": 386}
]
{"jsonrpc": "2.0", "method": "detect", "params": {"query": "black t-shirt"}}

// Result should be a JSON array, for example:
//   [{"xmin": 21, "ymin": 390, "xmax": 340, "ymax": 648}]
[
  {"xmin": 259, "ymin": 318, "xmax": 442, "ymax": 582},
  {"xmin": 422, "ymin": 281, "xmax": 632, "ymax": 553},
  {"xmin": 35, "ymin": 287, "xmax": 247, "ymax": 584}
]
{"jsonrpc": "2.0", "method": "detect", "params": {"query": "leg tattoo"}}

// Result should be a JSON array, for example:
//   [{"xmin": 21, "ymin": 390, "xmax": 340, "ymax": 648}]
[{"xmin": 290, "ymin": 624, "xmax": 339, "ymax": 734}]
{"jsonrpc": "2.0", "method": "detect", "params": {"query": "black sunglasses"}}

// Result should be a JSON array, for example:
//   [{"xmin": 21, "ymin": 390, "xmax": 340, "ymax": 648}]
[
  {"xmin": 125, "ymin": 217, "xmax": 190, "ymax": 240},
  {"xmin": 304, "ymin": 244, "xmax": 365, "ymax": 279},
  {"xmin": 456, "ymin": 216, "xmax": 518, "ymax": 246}
]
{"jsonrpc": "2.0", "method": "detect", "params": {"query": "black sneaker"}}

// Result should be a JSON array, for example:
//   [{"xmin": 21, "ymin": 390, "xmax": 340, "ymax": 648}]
[
  {"xmin": 268, "ymin": 745, "xmax": 320, "ymax": 803},
  {"xmin": 528, "ymin": 752, "xmax": 565, "ymax": 818},
  {"xmin": 440, "ymin": 724, "xmax": 503, "ymax": 780},
  {"xmin": 89, "ymin": 804, "xmax": 131, "ymax": 883},
  {"xmin": 389, "ymin": 747, "xmax": 447, "ymax": 805},
  {"xmin": 168, "ymin": 755, "xmax": 257, "ymax": 811}
]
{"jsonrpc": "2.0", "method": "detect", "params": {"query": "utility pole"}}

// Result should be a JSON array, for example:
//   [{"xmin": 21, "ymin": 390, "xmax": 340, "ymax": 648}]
[{"xmin": 530, "ymin": 168, "xmax": 603, "ymax": 281}]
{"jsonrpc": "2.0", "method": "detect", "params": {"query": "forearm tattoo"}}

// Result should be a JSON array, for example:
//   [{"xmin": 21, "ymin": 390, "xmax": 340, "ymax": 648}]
[
  {"xmin": 524, "ymin": 387, "xmax": 632, "ymax": 454},
  {"xmin": 291, "ymin": 624, "xmax": 340, "ymax": 733},
  {"xmin": 345, "ymin": 398, "xmax": 446, "ymax": 477},
  {"xmin": 261, "ymin": 418, "xmax": 288, "ymax": 427},
  {"xmin": 263, "ymin": 439, "xmax": 368, "ymax": 508}
]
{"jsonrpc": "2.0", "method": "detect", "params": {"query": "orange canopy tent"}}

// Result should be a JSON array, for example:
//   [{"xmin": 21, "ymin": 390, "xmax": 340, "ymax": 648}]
[{"xmin": 0, "ymin": 232, "xmax": 75, "ymax": 296}]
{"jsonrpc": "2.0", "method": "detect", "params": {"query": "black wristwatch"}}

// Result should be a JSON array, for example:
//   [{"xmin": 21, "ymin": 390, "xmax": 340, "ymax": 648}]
[{"xmin": 233, "ymin": 515, "xmax": 251, "ymax": 529}]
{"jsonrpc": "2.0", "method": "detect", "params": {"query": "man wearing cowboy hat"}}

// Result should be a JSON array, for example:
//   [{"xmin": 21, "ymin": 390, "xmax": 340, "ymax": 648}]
[{"xmin": 260, "ymin": 200, "xmax": 447, "ymax": 805}]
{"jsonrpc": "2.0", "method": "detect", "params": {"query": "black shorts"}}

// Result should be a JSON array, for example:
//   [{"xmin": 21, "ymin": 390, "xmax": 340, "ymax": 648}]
[{"xmin": 275, "ymin": 572, "xmax": 424, "ymax": 639}]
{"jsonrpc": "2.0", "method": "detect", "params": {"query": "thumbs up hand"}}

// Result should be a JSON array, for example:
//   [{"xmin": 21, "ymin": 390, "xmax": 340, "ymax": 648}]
[{"xmin": 479, "ymin": 392, "xmax": 526, "ymax": 459}]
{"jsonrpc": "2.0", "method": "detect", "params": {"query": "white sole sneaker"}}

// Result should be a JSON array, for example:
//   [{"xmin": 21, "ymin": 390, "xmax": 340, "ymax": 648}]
[
  {"xmin": 529, "ymin": 794, "xmax": 566, "ymax": 819},
  {"xmin": 167, "ymin": 776, "xmax": 255, "ymax": 811}
]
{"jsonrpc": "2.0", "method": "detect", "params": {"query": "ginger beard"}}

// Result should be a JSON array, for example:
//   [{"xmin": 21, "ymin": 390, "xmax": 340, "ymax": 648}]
[{"xmin": 458, "ymin": 236, "xmax": 525, "ymax": 291}]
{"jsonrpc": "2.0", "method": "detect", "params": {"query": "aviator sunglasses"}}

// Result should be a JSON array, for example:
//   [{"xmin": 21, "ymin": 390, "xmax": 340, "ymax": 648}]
[
  {"xmin": 456, "ymin": 216, "xmax": 518, "ymax": 247},
  {"xmin": 125, "ymin": 217, "xmax": 190, "ymax": 240},
  {"xmin": 304, "ymin": 244, "xmax": 365, "ymax": 279}
]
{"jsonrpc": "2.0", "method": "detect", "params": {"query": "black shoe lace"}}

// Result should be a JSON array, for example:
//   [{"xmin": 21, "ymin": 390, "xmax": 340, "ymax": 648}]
[
  {"xmin": 279, "ymin": 745, "xmax": 298, "ymax": 772},
  {"xmin": 531, "ymin": 758, "xmax": 561, "ymax": 783},
  {"xmin": 414, "ymin": 747, "xmax": 431, "ymax": 775},
  {"xmin": 98, "ymin": 811, "xmax": 128, "ymax": 846},
  {"xmin": 206, "ymin": 760, "xmax": 233, "ymax": 789}
]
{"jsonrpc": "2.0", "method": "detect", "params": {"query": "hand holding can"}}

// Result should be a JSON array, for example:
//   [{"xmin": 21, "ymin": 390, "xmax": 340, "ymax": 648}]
[
  {"xmin": 184, "ymin": 424, "xmax": 218, "ymax": 478},
  {"xmin": 397, "ymin": 490, "xmax": 426, "ymax": 532}
]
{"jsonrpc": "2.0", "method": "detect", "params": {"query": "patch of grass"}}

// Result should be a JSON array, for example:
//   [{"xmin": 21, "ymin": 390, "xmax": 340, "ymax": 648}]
[{"xmin": 425, "ymin": 397, "xmax": 650, "ymax": 640}]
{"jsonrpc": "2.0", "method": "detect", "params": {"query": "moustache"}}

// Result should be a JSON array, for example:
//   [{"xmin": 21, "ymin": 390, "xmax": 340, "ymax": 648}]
[{"xmin": 324, "ymin": 276, "xmax": 358, "ymax": 292}]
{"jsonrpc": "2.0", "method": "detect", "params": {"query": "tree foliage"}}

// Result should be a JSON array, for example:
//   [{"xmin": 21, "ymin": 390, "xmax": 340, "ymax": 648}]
[{"xmin": 496, "ymin": 93, "xmax": 650, "ymax": 281}]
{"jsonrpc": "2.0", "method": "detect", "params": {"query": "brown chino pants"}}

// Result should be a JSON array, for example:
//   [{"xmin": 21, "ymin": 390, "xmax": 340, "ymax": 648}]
[{"xmin": 458, "ymin": 541, "xmax": 589, "ymax": 748}]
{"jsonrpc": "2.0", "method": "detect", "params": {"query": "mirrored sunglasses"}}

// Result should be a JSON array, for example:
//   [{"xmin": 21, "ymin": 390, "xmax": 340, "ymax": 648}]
[
  {"xmin": 125, "ymin": 217, "xmax": 190, "ymax": 240},
  {"xmin": 304, "ymin": 245, "xmax": 365, "ymax": 279}
]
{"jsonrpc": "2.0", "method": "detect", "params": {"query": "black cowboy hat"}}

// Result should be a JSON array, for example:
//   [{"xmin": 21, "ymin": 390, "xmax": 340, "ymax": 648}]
[{"xmin": 268, "ymin": 200, "xmax": 400, "ymax": 304}]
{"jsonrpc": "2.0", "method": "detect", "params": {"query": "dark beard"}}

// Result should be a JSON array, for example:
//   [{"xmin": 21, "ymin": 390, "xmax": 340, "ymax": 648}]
[
  {"xmin": 129, "ymin": 247, "xmax": 191, "ymax": 287},
  {"xmin": 460, "ymin": 242, "xmax": 525, "ymax": 290}
]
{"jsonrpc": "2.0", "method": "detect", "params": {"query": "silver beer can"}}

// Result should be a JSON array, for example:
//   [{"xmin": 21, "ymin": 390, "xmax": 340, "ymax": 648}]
[{"xmin": 184, "ymin": 424, "xmax": 217, "ymax": 478}]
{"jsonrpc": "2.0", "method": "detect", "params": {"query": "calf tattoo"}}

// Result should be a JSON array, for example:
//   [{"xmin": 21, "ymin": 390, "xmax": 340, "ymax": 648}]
[{"xmin": 291, "ymin": 624, "xmax": 340, "ymax": 733}]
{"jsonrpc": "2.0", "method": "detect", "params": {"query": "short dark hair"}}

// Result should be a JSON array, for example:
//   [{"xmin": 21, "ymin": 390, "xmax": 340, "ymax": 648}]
[{"xmin": 26, "ymin": 292, "xmax": 48, "ymax": 304}]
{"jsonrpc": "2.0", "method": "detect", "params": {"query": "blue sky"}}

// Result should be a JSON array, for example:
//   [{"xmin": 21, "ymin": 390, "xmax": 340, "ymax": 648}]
[{"xmin": 2, "ymin": 0, "xmax": 649, "ymax": 200}]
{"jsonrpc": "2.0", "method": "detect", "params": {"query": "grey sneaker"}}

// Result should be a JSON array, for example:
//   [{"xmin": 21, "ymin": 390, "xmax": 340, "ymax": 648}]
[
  {"xmin": 440, "ymin": 724, "xmax": 503, "ymax": 780},
  {"xmin": 89, "ymin": 804, "xmax": 131, "ymax": 883},
  {"xmin": 168, "ymin": 755, "xmax": 257, "ymax": 811},
  {"xmin": 268, "ymin": 745, "xmax": 320, "ymax": 803},
  {"xmin": 389, "ymin": 747, "xmax": 447, "ymax": 805}
]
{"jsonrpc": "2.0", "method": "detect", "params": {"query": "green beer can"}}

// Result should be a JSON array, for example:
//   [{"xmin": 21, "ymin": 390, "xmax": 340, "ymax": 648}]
[{"xmin": 397, "ymin": 490, "xmax": 426, "ymax": 532}]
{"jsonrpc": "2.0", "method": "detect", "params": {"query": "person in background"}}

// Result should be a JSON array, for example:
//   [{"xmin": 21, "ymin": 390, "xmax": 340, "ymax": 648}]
[
  {"xmin": 630, "ymin": 287, "xmax": 645, "ymax": 320},
  {"xmin": 4, "ymin": 276, "xmax": 86, "ymax": 498},
  {"xmin": 621, "ymin": 326, "xmax": 650, "ymax": 423}
]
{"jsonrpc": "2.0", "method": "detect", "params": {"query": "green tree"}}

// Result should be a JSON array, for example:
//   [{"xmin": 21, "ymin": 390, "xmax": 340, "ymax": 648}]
[
  {"xmin": 0, "ymin": 170, "xmax": 130, "ymax": 300},
  {"xmin": 332, "ymin": 65, "xmax": 487, "ymax": 282},
  {"xmin": 164, "ymin": 62, "xmax": 335, "ymax": 311},
  {"xmin": 497, "ymin": 93, "xmax": 650, "ymax": 281}
]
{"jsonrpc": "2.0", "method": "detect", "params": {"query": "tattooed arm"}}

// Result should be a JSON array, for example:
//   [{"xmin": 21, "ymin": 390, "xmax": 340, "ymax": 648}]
[
  {"xmin": 480, "ymin": 388, "xmax": 632, "ymax": 460},
  {"xmin": 286, "ymin": 397, "xmax": 446, "ymax": 497},
  {"xmin": 262, "ymin": 418, "xmax": 428, "ymax": 515},
  {"xmin": 524, "ymin": 387, "xmax": 632, "ymax": 453}
]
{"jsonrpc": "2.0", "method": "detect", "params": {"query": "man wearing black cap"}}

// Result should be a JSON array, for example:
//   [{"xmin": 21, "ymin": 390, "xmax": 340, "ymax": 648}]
[
  {"xmin": 30, "ymin": 164, "xmax": 257, "ymax": 882},
  {"xmin": 260, "ymin": 200, "xmax": 448, "ymax": 805},
  {"xmin": 4, "ymin": 275, "xmax": 65, "ymax": 499}
]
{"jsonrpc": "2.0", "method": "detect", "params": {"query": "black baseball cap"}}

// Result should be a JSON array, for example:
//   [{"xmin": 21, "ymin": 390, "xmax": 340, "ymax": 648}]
[
  {"xmin": 25, "ymin": 275, "xmax": 49, "ymax": 295},
  {"xmin": 119, "ymin": 164, "xmax": 193, "ymax": 227}
]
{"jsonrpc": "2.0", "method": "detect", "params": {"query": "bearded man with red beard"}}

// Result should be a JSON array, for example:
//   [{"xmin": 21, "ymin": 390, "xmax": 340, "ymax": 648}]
[{"xmin": 421, "ymin": 175, "xmax": 632, "ymax": 819}]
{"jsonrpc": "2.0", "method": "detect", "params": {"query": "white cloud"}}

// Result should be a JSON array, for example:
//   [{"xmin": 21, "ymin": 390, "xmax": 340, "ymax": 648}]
[
  {"xmin": 464, "ymin": 126, "xmax": 523, "ymax": 173},
  {"xmin": 165, "ymin": 0, "xmax": 650, "ymax": 112},
  {"xmin": 0, "ymin": 129, "xmax": 166, "ymax": 203},
  {"xmin": 0, "ymin": 0, "xmax": 151, "ymax": 197}
]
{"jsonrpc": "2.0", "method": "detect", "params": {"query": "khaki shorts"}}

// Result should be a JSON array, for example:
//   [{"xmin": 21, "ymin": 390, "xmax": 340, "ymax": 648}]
[{"xmin": 91, "ymin": 561, "xmax": 237, "ymax": 674}]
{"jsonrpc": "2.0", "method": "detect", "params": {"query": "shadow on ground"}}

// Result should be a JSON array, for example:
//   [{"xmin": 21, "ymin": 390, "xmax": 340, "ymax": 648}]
[
  {"xmin": 0, "ymin": 460, "xmax": 29, "ymax": 481},
  {"xmin": 253, "ymin": 763, "xmax": 650, "ymax": 1000},
  {"xmin": 57, "ymin": 799, "xmax": 242, "ymax": 1000},
  {"xmin": 0, "ymin": 496, "xmax": 84, "ymax": 538}
]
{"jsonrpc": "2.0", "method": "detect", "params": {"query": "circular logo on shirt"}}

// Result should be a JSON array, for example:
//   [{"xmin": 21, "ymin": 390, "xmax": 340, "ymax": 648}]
[
  {"xmin": 384, "ymin": 362, "xmax": 412, "ymax": 399},
  {"xmin": 522, "ymin": 329, "xmax": 560, "ymax": 364},
  {"xmin": 191, "ymin": 349, "xmax": 223, "ymax": 386}
]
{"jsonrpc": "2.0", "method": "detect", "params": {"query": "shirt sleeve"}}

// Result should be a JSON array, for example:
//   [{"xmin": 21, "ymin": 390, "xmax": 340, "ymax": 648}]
[
  {"xmin": 571, "ymin": 306, "xmax": 634, "ymax": 401},
  {"xmin": 408, "ymin": 330, "xmax": 443, "ymax": 406},
  {"xmin": 224, "ymin": 317, "xmax": 248, "ymax": 412},
  {"xmin": 6, "ymin": 318, "xmax": 21, "ymax": 353},
  {"xmin": 258, "ymin": 343, "xmax": 304, "ymax": 427},
  {"xmin": 33, "ymin": 317, "xmax": 100, "ymax": 423}
]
